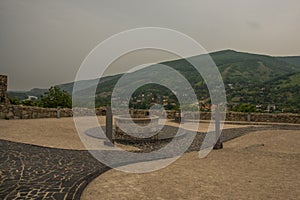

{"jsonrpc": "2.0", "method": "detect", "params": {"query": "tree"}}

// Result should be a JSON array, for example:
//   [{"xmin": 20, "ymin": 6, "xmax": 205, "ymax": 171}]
[
  {"xmin": 9, "ymin": 97, "xmax": 21, "ymax": 105},
  {"xmin": 238, "ymin": 103, "xmax": 256, "ymax": 112},
  {"xmin": 22, "ymin": 99, "xmax": 37, "ymax": 106},
  {"xmin": 39, "ymin": 86, "xmax": 72, "ymax": 108}
]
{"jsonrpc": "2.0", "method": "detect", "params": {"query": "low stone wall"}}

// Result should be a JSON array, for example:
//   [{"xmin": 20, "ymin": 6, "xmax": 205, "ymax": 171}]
[
  {"xmin": 114, "ymin": 115, "xmax": 160, "ymax": 141},
  {"xmin": 0, "ymin": 105, "xmax": 299, "ymax": 123},
  {"xmin": 0, "ymin": 105, "xmax": 73, "ymax": 119},
  {"xmin": 72, "ymin": 107, "xmax": 106, "ymax": 116},
  {"xmin": 229, "ymin": 112, "xmax": 300, "ymax": 124},
  {"xmin": 0, "ymin": 105, "xmax": 109, "ymax": 119},
  {"xmin": 168, "ymin": 111, "xmax": 300, "ymax": 124},
  {"xmin": 127, "ymin": 109, "xmax": 176, "ymax": 119},
  {"xmin": 180, "ymin": 111, "xmax": 300, "ymax": 124}
]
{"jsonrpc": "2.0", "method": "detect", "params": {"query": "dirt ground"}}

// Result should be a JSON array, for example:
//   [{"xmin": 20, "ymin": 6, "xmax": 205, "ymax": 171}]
[
  {"xmin": 0, "ymin": 118, "xmax": 299, "ymax": 199},
  {"xmin": 82, "ymin": 130, "xmax": 300, "ymax": 200},
  {"xmin": 0, "ymin": 118, "xmax": 88, "ymax": 149}
]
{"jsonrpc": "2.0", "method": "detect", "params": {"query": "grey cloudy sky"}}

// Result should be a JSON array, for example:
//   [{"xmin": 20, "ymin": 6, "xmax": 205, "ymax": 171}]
[{"xmin": 0, "ymin": 0, "xmax": 299, "ymax": 90}]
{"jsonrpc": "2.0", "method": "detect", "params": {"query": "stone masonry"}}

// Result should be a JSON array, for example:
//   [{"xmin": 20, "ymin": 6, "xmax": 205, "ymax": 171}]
[
  {"xmin": 0, "ymin": 75, "xmax": 9, "ymax": 105},
  {"xmin": 0, "ymin": 105, "xmax": 300, "ymax": 123}
]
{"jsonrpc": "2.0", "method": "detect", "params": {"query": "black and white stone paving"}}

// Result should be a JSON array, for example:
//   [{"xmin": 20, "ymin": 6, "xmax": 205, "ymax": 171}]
[{"xmin": 0, "ymin": 140, "xmax": 109, "ymax": 200}]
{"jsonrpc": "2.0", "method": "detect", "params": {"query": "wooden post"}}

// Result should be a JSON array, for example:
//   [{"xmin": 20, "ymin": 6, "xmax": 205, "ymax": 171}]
[
  {"xmin": 213, "ymin": 105, "xmax": 223, "ymax": 149},
  {"xmin": 104, "ymin": 106, "xmax": 114, "ymax": 146}
]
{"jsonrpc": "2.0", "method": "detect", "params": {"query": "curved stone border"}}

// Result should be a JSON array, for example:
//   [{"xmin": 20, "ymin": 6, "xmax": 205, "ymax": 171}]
[
  {"xmin": 85, "ymin": 125, "xmax": 186, "ymax": 141},
  {"xmin": 66, "ymin": 167, "xmax": 110, "ymax": 200}
]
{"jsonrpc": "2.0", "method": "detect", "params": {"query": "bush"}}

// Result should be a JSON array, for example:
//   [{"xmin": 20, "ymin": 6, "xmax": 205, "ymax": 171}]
[
  {"xmin": 9, "ymin": 97, "xmax": 20, "ymax": 105},
  {"xmin": 38, "ymin": 86, "xmax": 72, "ymax": 108}
]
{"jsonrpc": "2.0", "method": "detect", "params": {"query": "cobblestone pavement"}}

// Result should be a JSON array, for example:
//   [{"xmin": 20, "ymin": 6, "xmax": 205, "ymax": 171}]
[
  {"xmin": 0, "ymin": 124, "xmax": 299, "ymax": 199},
  {"xmin": 0, "ymin": 141, "xmax": 109, "ymax": 200}
]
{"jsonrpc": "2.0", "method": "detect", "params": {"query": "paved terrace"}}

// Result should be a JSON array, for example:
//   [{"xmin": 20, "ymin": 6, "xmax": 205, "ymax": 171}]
[{"xmin": 0, "ymin": 120, "xmax": 299, "ymax": 199}]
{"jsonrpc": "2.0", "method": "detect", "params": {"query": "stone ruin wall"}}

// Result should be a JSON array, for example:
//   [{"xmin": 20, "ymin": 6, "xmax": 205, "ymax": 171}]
[
  {"xmin": 0, "ymin": 75, "xmax": 9, "ymax": 105},
  {"xmin": 0, "ymin": 106, "xmax": 106, "ymax": 119},
  {"xmin": 126, "ymin": 109, "xmax": 300, "ymax": 124},
  {"xmin": 0, "ymin": 105, "xmax": 300, "ymax": 123}
]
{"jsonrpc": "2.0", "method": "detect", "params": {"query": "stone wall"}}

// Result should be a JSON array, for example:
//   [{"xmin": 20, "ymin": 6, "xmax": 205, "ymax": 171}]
[
  {"xmin": 131, "ymin": 110, "xmax": 300, "ymax": 124},
  {"xmin": 0, "ymin": 105, "xmax": 109, "ymax": 119},
  {"xmin": 0, "ymin": 105, "xmax": 73, "ymax": 119},
  {"xmin": 226, "ymin": 112, "xmax": 300, "ymax": 124},
  {"xmin": 114, "ymin": 115, "xmax": 160, "ymax": 141},
  {"xmin": 0, "ymin": 105, "xmax": 299, "ymax": 123},
  {"xmin": 164, "ymin": 111, "xmax": 300, "ymax": 124}
]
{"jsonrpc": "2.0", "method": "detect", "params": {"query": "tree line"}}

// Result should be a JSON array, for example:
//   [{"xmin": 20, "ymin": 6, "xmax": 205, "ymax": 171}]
[{"xmin": 9, "ymin": 86, "xmax": 72, "ymax": 108}]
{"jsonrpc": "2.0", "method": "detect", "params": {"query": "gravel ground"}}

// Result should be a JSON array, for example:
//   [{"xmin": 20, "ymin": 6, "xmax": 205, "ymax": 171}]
[{"xmin": 82, "ymin": 128, "xmax": 300, "ymax": 200}]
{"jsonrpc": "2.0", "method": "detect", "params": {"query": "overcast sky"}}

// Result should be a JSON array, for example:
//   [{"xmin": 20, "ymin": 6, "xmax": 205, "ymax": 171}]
[{"xmin": 1, "ymin": 0, "xmax": 299, "ymax": 90}]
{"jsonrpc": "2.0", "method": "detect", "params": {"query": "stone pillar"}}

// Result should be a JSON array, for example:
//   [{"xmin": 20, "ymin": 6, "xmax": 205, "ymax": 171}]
[
  {"xmin": 0, "ymin": 75, "xmax": 10, "ymax": 105},
  {"xmin": 247, "ymin": 112, "xmax": 251, "ymax": 122},
  {"xmin": 175, "ymin": 112, "xmax": 180, "ymax": 123},
  {"xmin": 104, "ymin": 106, "xmax": 114, "ymax": 146},
  {"xmin": 213, "ymin": 106, "xmax": 223, "ymax": 150},
  {"xmin": 57, "ymin": 107, "xmax": 61, "ymax": 118}
]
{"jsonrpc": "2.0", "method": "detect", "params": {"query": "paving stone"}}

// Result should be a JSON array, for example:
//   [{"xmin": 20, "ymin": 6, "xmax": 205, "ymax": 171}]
[{"xmin": 0, "ymin": 140, "xmax": 107, "ymax": 200}]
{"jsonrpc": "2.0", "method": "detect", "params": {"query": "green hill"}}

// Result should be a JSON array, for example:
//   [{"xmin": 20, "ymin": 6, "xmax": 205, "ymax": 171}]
[
  {"xmin": 277, "ymin": 56, "xmax": 300, "ymax": 68},
  {"xmin": 8, "ymin": 50, "xmax": 300, "ymax": 112}
]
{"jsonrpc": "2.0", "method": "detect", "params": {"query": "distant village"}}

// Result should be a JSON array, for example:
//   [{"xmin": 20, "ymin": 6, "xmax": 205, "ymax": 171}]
[{"xmin": 0, "ymin": 74, "xmax": 291, "ymax": 113}]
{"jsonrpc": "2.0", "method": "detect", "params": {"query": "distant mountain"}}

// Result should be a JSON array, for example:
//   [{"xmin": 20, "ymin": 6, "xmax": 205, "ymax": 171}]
[
  {"xmin": 8, "ymin": 88, "xmax": 48, "ymax": 100},
  {"xmin": 276, "ymin": 56, "xmax": 300, "ymax": 68},
  {"xmin": 211, "ymin": 50, "xmax": 299, "ymax": 83},
  {"xmin": 8, "ymin": 50, "xmax": 300, "ymax": 112}
]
